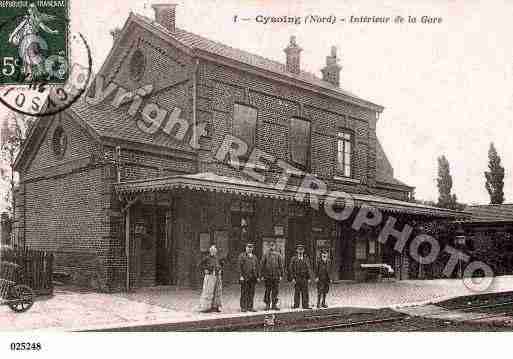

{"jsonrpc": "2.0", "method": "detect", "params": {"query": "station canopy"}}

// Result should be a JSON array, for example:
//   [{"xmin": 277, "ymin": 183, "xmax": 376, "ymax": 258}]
[{"xmin": 115, "ymin": 172, "xmax": 467, "ymax": 219}]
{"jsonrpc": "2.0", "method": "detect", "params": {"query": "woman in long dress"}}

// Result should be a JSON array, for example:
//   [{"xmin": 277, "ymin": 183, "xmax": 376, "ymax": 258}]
[
  {"xmin": 8, "ymin": 3, "xmax": 59, "ymax": 81},
  {"xmin": 199, "ymin": 244, "xmax": 223, "ymax": 313}
]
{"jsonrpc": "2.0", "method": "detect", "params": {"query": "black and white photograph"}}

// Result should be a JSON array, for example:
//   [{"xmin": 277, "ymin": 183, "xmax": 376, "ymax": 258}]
[{"xmin": 0, "ymin": 0, "xmax": 512, "ymax": 356}]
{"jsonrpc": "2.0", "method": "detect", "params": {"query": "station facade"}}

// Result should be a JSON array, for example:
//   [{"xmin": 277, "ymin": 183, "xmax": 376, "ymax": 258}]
[{"xmin": 13, "ymin": 4, "xmax": 463, "ymax": 291}]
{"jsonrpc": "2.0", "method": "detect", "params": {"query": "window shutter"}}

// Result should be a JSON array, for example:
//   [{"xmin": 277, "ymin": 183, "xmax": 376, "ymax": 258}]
[
  {"xmin": 233, "ymin": 104, "xmax": 257, "ymax": 149},
  {"xmin": 290, "ymin": 118, "xmax": 311, "ymax": 167}
]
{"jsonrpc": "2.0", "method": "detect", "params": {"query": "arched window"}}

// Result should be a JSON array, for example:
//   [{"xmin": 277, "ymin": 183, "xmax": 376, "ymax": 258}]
[
  {"xmin": 52, "ymin": 126, "xmax": 67, "ymax": 158},
  {"xmin": 129, "ymin": 49, "xmax": 146, "ymax": 81}
]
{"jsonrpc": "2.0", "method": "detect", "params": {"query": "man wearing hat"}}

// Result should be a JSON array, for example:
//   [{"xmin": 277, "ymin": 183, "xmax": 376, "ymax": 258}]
[
  {"xmin": 288, "ymin": 244, "xmax": 312, "ymax": 309},
  {"xmin": 315, "ymin": 248, "xmax": 331, "ymax": 308},
  {"xmin": 238, "ymin": 243, "xmax": 260, "ymax": 312},
  {"xmin": 260, "ymin": 239, "xmax": 284, "ymax": 310}
]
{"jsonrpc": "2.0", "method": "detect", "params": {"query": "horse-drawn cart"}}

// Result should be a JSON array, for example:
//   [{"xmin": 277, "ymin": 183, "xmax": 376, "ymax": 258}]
[{"xmin": 0, "ymin": 261, "xmax": 35, "ymax": 313}]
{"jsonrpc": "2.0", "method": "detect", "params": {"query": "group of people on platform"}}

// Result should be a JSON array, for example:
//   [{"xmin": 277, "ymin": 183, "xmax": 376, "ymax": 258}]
[{"xmin": 199, "ymin": 240, "xmax": 331, "ymax": 313}]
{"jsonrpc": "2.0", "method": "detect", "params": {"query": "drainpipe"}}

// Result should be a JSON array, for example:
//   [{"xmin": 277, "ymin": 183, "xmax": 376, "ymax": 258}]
[
  {"xmin": 121, "ymin": 196, "xmax": 140, "ymax": 291},
  {"xmin": 192, "ymin": 58, "xmax": 199, "ymax": 171},
  {"xmin": 125, "ymin": 206, "xmax": 130, "ymax": 291},
  {"xmin": 115, "ymin": 146, "xmax": 121, "ymax": 183}
]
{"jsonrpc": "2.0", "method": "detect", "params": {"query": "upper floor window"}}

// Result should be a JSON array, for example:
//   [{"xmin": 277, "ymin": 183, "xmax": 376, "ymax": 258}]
[
  {"xmin": 290, "ymin": 118, "xmax": 311, "ymax": 168},
  {"xmin": 337, "ymin": 131, "xmax": 352, "ymax": 177},
  {"xmin": 52, "ymin": 126, "xmax": 67, "ymax": 159},
  {"xmin": 233, "ymin": 103, "xmax": 257, "ymax": 150},
  {"xmin": 129, "ymin": 49, "xmax": 146, "ymax": 81}
]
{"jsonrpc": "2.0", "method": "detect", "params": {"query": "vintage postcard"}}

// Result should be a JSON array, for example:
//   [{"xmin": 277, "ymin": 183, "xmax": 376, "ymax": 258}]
[{"xmin": 0, "ymin": 0, "xmax": 512, "ymax": 356}]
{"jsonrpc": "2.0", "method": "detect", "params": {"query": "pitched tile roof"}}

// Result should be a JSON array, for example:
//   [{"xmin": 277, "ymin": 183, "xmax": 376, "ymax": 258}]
[
  {"xmin": 375, "ymin": 137, "xmax": 412, "ymax": 188},
  {"xmin": 70, "ymin": 97, "xmax": 191, "ymax": 151},
  {"xmin": 68, "ymin": 12, "xmax": 384, "ymax": 149},
  {"xmin": 464, "ymin": 204, "xmax": 513, "ymax": 223},
  {"xmin": 132, "ymin": 13, "xmax": 383, "ymax": 111}
]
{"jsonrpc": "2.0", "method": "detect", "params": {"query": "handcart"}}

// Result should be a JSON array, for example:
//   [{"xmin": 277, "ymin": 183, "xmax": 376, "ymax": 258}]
[{"xmin": 0, "ymin": 261, "xmax": 34, "ymax": 313}]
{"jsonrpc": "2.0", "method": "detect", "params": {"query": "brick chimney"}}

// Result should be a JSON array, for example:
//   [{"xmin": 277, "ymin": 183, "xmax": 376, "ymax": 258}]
[
  {"xmin": 321, "ymin": 46, "xmax": 342, "ymax": 86},
  {"xmin": 284, "ymin": 36, "xmax": 302, "ymax": 74},
  {"xmin": 152, "ymin": 3, "xmax": 177, "ymax": 32},
  {"xmin": 110, "ymin": 27, "xmax": 122, "ymax": 43}
]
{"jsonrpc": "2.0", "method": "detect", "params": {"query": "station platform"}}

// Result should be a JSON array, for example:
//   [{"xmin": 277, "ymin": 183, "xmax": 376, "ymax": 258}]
[{"xmin": 2, "ymin": 276, "xmax": 513, "ymax": 331}]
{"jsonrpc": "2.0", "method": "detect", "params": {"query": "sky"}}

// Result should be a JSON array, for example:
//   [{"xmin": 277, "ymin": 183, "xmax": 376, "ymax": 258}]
[{"xmin": 1, "ymin": 0, "xmax": 512, "ymax": 208}]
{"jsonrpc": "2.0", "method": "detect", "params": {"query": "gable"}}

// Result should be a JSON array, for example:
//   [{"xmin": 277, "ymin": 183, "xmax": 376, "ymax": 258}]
[
  {"xmin": 22, "ymin": 113, "xmax": 99, "ymax": 180},
  {"xmin": 70, "ymin": 18, "xmax": 196, "ymax": 152},
  {"xmin": 101, "ymin": 21, "xmax": 191, "ymax": 93}
]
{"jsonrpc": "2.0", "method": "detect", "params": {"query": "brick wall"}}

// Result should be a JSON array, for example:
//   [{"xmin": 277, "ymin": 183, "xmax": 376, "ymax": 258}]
[
  {"xmin": 195, "ymin": 59, "xmax": 393, "ymax": 198},
  {"xmin": 16, "ymin": 111, "xmax": 113, "ymax": 289}
]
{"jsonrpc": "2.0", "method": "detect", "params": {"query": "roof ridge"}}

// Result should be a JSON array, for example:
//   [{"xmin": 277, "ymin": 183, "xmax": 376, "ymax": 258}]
[
  {"xmin": 131, "ymin": 13, "xmax": 382, "ymax": 110},
  {"xmin": 173, "ymin": 26, "xmax": 325, "ymax": 82},
  {"xmin": 136, "ymin": 13, "xmax": 326, "ymax": 83}
]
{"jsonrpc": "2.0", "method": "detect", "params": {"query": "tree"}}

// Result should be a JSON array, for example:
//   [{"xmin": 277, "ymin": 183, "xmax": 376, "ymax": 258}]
[
  {"xmin": 437, "ymin": 155, "xmax": 460, "ymax": 210},
  {"xmin": 0, "ymin": 111, "xmax": 35, "ymax": 219},
  {"xmin": 485, "ymin": 142, "xmax": 505, "ymax": 204}
]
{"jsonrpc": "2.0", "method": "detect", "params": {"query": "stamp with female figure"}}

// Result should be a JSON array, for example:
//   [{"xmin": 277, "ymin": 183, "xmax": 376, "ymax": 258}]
[{"xmin": 0, "ymin": 1, "xmax": 69, "ymax": 84}]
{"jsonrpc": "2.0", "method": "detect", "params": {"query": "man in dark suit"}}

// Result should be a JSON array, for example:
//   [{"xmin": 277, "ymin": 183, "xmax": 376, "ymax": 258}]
[
  {"xmin": 260, "ymin": 239, "xmax": 284, "ymax": 310},
  {"xmin": 238, "ymin": 243, "xmax": 259, "ymax": 312},
  {"xmin": 288, "ymin": 244, "xmax": 312, "ymax": 309},
  {"xmin": 315, "ymin": 248, "xmax": 331, "ymax": 308}
]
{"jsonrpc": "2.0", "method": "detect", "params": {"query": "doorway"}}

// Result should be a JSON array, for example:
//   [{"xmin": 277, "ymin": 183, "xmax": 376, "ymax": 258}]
[
  {"xmin": 337, "ymin": 222, "xmax": 354, "ymax": 280},
  {"xmin": 156, "ymin": 207, "xmax": 173, "ymax": 285}
]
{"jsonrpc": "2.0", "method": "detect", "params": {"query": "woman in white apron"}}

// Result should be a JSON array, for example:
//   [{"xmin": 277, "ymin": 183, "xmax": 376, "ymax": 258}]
[{"xmin": 199, "ymin": 244, "xmax": 223, "ymax": 313}]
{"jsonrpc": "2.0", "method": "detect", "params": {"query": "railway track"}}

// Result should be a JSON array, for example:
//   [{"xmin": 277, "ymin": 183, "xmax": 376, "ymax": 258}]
[
  {"xmin": 300, "ymin": 300, "xmax": 513, "ymax": 332},
  {"xmin": 91, "ymin": 294, "xmax": 513, "ymax": 331}
]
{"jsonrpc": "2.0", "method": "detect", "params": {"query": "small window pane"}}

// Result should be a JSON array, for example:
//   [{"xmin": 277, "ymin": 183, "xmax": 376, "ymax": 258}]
[
  {"xmin": 369, "ymin": 240, "xmax": 376, "ymax": 255},
  {"xmin": 345, "ymin": 141, "xmax": 351, "ymax": 155},
  {"xmin": 356, "ymin": 241, "xmax": 367, "ymax": 260}
]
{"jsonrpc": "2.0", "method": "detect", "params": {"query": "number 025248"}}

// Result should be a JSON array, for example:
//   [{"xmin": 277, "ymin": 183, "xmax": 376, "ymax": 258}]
[{"xmin": 10, "ymin": 342, "xmax": 42, "ymax": 351}]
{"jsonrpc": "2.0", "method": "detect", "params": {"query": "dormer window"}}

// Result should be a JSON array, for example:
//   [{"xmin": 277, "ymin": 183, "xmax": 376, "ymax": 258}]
[{"xmin": 337, "ymin": 131, "xmax": 352, "ymax": 177}]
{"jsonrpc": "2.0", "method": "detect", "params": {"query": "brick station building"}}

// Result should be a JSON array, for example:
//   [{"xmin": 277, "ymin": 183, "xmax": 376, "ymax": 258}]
[{"xmin": 13, "ymin": 4, "xmax": 464, "ymax": 291}]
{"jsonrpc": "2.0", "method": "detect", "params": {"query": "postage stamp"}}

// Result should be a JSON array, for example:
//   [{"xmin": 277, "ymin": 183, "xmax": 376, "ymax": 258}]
[{"xmin": 0, "ymin": 0, "xmax": 69, "ymax": 84}]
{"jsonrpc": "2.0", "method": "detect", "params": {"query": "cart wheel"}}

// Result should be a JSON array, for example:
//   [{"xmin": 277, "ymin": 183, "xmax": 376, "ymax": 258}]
[{"xmin": 8, "ymin": 285, "xmax": 34, "ymax": 313}]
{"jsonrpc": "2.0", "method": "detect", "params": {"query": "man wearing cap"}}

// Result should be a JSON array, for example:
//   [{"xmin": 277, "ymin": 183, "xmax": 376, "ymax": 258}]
[
  {"xmin": 260, "ymin": 239, "xmax": 284, "ymax": 310},
  {"xmin": 315, "ymin": 248, "xmax": 331, "ymax": 308},
  {"xmin": 288, "ymin": 244, "xmax": 312, "ymax": 309},
  {"xmin": 238, "ymin": 243, "xmax": 260, "ymax": 312}
]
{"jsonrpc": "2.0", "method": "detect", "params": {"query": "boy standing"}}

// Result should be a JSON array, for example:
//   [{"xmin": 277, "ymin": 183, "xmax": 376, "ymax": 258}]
[{"xmin": 315, "ymin": 249, "xmax": 331, "ymax": 308}]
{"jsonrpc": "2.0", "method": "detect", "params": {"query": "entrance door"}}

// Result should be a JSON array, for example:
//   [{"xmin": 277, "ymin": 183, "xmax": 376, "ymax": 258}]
[
  {"xmin": 287, "ymin": 218, "xmax": 310, "ymax": 266},
  {"xmin": 337, "ymin": 222, "xmax": 354, "ymax": 280},
  {"xmin": 156, "ymin": 207, "xmax": 173, "ymax": 285}
]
